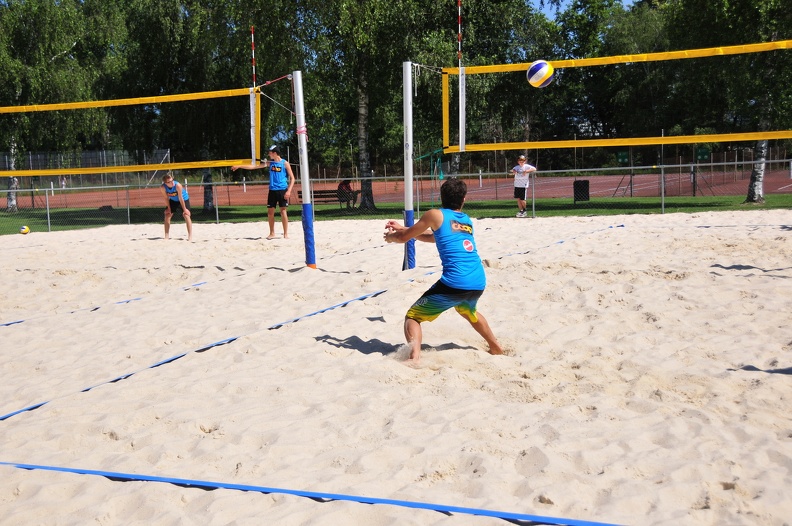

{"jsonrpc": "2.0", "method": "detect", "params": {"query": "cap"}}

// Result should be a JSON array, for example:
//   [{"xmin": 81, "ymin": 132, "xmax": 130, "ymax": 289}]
[
  {"xmin": 269, "ymin": 145, "xmax": 280, "ymax": 154},
  {"xmin": 518, "ymin": 155, "xmax": 526, "ymax": 160}
]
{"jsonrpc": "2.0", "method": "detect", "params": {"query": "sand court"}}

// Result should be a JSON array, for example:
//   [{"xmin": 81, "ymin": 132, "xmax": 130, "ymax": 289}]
[{"xmin": 1, "ymin": 211, "xmax": 791, "ymax": 525}]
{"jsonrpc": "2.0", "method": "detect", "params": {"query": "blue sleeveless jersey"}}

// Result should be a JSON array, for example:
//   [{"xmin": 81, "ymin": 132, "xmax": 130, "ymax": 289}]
[
  {"xmin": 163, "ymin": 181, "xmax": 189, "ymax": 201},
  {"xmin": 269, "ymin": 159, "xmax": 288, "ymax": 190},
  {"xmin": 433, "ymin": 209, "xmax": 485, "ymax": 290}
]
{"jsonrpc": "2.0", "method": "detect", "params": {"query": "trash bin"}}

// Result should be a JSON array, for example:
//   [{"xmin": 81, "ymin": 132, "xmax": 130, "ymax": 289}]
[{"xmin": 573, "ymin": 180, "xmax": 589, "ymax": 203}]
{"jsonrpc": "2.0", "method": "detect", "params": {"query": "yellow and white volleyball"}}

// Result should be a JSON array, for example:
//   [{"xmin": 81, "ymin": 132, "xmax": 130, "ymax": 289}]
[
  {"xmin": 19, "ymin": 225, "xmax": 30, "ymax": 235},
  {"xmin": 527, "ymin": 60, "xmax": 554, "ymax": 88}
]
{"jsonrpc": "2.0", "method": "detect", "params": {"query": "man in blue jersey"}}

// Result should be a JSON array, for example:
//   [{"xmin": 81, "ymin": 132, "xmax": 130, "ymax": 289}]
[
  {"xmin": 160, "ymin": 172, "xmax": 193, "ymax": 241},
  {"xmin": 232, "ymin": 145, "xmax": 295, "ymax": 239},
  {"xmin": 384, "ymin": 177, "xmax": 503, "ymax": 363}
]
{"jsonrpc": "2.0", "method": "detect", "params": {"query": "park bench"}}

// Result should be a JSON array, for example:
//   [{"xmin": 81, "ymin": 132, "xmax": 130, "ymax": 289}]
[{"xmin": 297, "ymin": 189, "xmax": 343, "ymax": 207}]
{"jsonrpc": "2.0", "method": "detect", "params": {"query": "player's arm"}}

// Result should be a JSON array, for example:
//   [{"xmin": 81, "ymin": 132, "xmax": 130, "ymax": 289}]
[
  {"xmin": 284, "ymin": 162, "xmax": 295, "ymax": 198},
  {"xmin": 160, "ymin": 186, "xmax": 172, "ymax": 215},
  {"xmin": 175, "ymin": 183, "xmax": 191, "ymax": 216},
  {"xmin": 231, "ymin": 161, "xmax": 268, "ymax": 171},
  {"xmin": 384, "ymin": 209, "xmax": 442, "ymax": 244}
]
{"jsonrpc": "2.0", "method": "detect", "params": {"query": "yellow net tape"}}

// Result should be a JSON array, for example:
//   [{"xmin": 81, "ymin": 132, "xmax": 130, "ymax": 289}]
[
  {"xmin": 0, "ymin": 160, "xmax": 250, "ymax": 178},
  {"xmin": 444, "ymin": 40, "xmax": 792, "ymax": 75},
  {"xmin": 0, "ymin": 88, "xmax": 252, "ymax": 114}
]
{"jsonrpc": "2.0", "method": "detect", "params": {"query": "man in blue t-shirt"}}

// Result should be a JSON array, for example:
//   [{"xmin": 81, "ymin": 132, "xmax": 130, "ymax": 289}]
[
  {"xmin": 384, "ymin": 177, "xmax": 503, "ymax": 363},
  {"xmin": 232, "ymin": 145, "xmax": 295, "ymax": 239}
]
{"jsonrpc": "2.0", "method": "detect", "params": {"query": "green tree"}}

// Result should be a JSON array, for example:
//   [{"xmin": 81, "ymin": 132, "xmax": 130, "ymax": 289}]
[
  {"xmin": 665, "ymin": 0, "xmax": 792, "ymax": 203},
  {"xmin": 0, "ymin": 0, "xmax": 119, "ymax": 159}
]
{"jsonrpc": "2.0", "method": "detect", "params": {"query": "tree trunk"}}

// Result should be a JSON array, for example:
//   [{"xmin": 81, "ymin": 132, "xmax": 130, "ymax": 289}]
[
  {"xmin": 357, "ymin": 69, "xmax": 376, "ymax": 211},
  {"xmin": 201, "ymin": 168, "xmax": 214, "ymax": 213},
  {"xmin": 6, "ymin": 141, "xmax": 18, "ymax": 213},
  {"xmin": 744, "ymin": 139, "xmax": 767, "ymax": 204}
]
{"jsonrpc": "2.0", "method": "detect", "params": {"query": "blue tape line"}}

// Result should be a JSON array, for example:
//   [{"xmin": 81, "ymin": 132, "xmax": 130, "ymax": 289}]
[
  {"xmin": 0, "ymin": 320, "xmax": 24, "ymax": 327},
  {"xmin": 268, "ymin": 290, "xmax": 387, "ymax": 329},
  {"xmin": 114, "ymin": 298, "xmax": 142, "ymax": 305},
  {"xmin": 0, "ymin": 462, "xmax": 621, "ymax": 526},
  {"xmin": 0, "ymin": 402, "xmax": 48, "ymax": 421},
  {"xmin": 0, "ymin": 337, "xmax": 240, "ymax": 422},
  {"xmin": 498, "ymin": 225, "xmax": 624, "ymax": 259}
]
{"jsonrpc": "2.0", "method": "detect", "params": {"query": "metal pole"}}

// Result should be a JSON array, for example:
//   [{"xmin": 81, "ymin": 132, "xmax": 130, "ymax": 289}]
[
  {"xmin": 660, "ymin": 130, "xmax": 665, "ymax": 214},
  {"xmin": 293, "ymin": 70, "xmax": 316, "ymax": 268},
  {"xmin": 402, "ymin": 61, "xmax": 416, "ymax": 270}
]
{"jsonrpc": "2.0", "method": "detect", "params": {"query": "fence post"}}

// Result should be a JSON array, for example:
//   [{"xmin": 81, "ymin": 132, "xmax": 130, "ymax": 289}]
[
  {"xmin": 45, "ymin": 191, "xmax": 51, "ymax": 232},
  {"xmin": 214, "ymin": 185, "xmax": 220, "ymax": 224},
  {"xmin": 127, "ymin": 187, "xmax": 131, "ymax": 225}
]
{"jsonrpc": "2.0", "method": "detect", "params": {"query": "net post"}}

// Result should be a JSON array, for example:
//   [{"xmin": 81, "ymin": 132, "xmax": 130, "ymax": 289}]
[
  {"xmin": 402, "ymin": 61, "xmax": 415, "ymax": 270},
  {"xmin": 293, "ymin": 70, "xmax": 316, "ymax": 268},
  {"xmin": 249, "ymin": 88, "xmax": 256, "ymax": 164}
]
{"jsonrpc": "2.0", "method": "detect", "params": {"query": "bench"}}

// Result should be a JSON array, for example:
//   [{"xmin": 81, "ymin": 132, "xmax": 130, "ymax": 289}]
[{"xmin": 297, "ymin": 189, "xmax": 343, "ymax": 207}]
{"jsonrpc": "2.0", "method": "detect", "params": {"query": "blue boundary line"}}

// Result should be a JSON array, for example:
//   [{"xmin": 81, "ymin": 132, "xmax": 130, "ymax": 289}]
[
  {"xmin": 268, "ymin": 290, "xmax": 388, "ymax": 329},
  {"xmin": 0, "ymin": 337, "xmax": 238, "ymax": 422},
  {"xmin": 0, "ymin": 462, "xmax": 621, "ymax": 526}
]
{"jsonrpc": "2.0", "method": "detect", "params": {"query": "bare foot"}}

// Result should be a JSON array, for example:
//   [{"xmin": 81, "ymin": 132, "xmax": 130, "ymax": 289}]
[
  {"xmin": 266, "ymin": 234, "xmax": 276, "ymax": 240},
  {"xmin": 403, "ymin": 358, "xmax": 421, "ymax": 368},
  {"xmin": 488, "ymin": 347, "xmax": 504, "ymax": 356}
]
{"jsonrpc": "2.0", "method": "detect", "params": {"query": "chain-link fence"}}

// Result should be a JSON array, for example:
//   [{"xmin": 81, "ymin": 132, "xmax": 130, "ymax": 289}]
[{"xmin": 2, "ymin": 159, "xmax": 791, "ymax": 235}]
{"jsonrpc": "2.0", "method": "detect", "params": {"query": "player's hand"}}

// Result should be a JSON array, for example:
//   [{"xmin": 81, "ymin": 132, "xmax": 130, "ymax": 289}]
[
  {"xmin": 183, "ymin": 209, "xmax": 191, "ymax": 217},
  {"xmin": 384, "ymin": 221, "xmax": 403, "ymax": 243}
]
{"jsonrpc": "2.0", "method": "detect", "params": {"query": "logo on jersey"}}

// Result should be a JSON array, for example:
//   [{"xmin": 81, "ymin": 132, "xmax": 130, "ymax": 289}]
[
  {"xmin": 462, "ymin": 239, "xmax": 474, "ymax": 252},
  {"xmin": 450, "ymin": 219, "xmax": 472, "ymax": 235}
]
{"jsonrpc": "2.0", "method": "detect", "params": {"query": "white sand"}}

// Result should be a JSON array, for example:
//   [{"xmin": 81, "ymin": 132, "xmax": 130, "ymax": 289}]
[{"xmin": 1, "ymin": 210, "xmax": 791, "ymax": 525}]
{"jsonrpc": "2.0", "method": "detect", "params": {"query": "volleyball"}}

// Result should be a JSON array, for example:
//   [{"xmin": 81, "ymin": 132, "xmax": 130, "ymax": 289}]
[
  {"xmin": 527, "ymin": 60, "xmax": 554, "ymax": 88},
  {"xmin": 19, "ymin": 225, "xmax": 30, "ymax": 235}
]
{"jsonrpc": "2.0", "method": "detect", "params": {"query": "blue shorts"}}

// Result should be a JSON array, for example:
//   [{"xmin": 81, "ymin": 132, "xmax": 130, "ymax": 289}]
[{"xmin": 406, "ymin": 281, "xmax": 483, "ymax": 324}]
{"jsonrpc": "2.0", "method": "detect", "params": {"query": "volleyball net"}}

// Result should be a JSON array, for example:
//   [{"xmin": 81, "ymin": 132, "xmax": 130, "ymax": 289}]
[
  {"xmin": 442, "ymin": 40, "xmax": 792, "ymax": 154},
  {"xmin": 0, "ymin": 86, "xmax": 270, "ymax": 183}
]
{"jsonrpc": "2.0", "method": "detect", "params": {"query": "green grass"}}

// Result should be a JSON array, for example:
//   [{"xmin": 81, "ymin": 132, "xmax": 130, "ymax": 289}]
[{"xmin": 2, "ymin": 194, "xmax": 790, "ymax": 235}]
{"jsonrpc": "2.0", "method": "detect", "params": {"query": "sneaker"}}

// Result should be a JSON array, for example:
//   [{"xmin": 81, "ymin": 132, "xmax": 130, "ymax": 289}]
[{"xmin": 516, "ymin": 210, "xmax": 527, "ymax": 218}]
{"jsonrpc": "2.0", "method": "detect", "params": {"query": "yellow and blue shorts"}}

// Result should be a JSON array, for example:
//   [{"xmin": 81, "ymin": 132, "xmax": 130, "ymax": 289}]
[{"xmin": 406, "ymin": 281, "xmax": 483, "ymax": 324}]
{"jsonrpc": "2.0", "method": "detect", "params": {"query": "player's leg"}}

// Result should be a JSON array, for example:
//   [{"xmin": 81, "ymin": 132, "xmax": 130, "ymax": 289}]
[
  {"xmin": 463, "ymin": 311, "xmax": 504, "ymax": 355},
  {"xmin": 164, "ymin": 204, "xmax": 173, "ymax": 239},
  {"xmin": 266, "ymin": 207, "xmax": 276, "ymax": 239},
  {"xmin": 281, "ymin": 208, "xmax": 289, "ymax": 239},
  {"xmin": 184, "ymin": 211, "xmax": 193, "ymax": 242},
  {"xmin": 404, "ymin": 317, "xmax": 423, "ymax": 362},
  {"xmin": 454, "ymin": 293, "xmax": 504, "ymax": 355},
  {"xmin": 403, "ymin": 282, "xmax": 454, "ymax": 363},
  {"xmin": 514, "ymin": 187, "xmax": 527, "ymax": 217}
]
